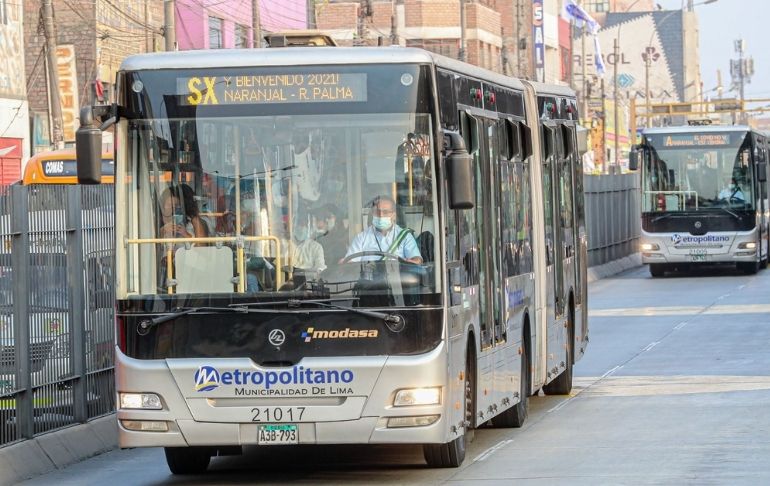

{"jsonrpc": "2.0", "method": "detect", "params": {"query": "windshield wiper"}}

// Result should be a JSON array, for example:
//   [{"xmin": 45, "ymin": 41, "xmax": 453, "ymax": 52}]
[
  {"xmin": 135, "ymin": 305, "xmax": 287, "ymax": 335},
  {"xmin": 652, "ymin": 214, "xmax": 674, "ymax": 223},
  {"xmin": 718, "ymin": 207, "xmax": 742, "ymax": 220},
  {"xmin": 233, "ymin": 298, "xmax": 405, "ymax": 329}
]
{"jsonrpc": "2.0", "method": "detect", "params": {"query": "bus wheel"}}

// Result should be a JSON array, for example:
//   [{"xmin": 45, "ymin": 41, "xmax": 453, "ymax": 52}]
[
  {"xmin": 423, "ymin": 346, "xmax": 474, "ymax": 468},
  {"xmin": 738, "ymin": 260, "xmax": 759, "ymax": 275},
  {"xmin": 543, "ymin": 314, "xmax": 574, "ymax": 396},
  {"xmin": 649, "ymin": 264, "xmax": 667, "ymax": 278},
  {"xmin": 164, "ymin": 447, "xmax": 211, "ymax": 474},
  {"xmin": 491, "ymin": 337, "xmax": 529, "ymax": 428}
]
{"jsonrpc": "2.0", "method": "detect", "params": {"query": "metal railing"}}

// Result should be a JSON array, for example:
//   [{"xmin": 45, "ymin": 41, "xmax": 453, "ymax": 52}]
[
  {"xmin": 0, "ymin": 184, "xmax": 115, "ymax": 448},
  {"xmin": 584, "ymin": 173, "xmax": 641, "ymax": 267}
]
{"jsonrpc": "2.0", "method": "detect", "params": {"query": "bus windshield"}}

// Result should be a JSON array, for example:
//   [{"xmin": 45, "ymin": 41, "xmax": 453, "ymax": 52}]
[
  {"xmin": 118, "ymin": 64, "xmax": 439, "ymax": 307},
  {"xmin": 641, "ymin": 131, "xmax": 753, "ymax": 212}
]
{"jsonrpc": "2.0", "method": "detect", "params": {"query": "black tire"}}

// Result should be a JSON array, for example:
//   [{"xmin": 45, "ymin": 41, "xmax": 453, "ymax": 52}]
[
  {"xmin": 423, "ymin": 345, "xmax": 474, "ymax": 468},
  {"xmin": 164, "ymin": 447, "xmax": 211, "ymax": 475},
  {"xmin": 649, "ymin": 263, "xmax": 666, "ymax": 278},
  {"xmin": 491, "ymin": 335, "xmax": 529, "ymax": 428},
  {"xmin": 738, "ymin": 259, "xmax": 760, "ymax": 275},
  {"xmin": 543, "ymin": 314, "xmax": 574, "ymax": 396}
]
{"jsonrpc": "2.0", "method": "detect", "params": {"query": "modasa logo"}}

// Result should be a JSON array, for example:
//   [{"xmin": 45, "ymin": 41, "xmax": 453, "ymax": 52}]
[
  {"xmin": 193, "ymin": 365, "xmax": 354, "ymax": 392},
  {"xmin": 194, "ymin": 366, "xmax": 221, "ymax": 392},
  {"xmin": 301, "ymin": 327, "xmax": 379, "ymax": 343}
]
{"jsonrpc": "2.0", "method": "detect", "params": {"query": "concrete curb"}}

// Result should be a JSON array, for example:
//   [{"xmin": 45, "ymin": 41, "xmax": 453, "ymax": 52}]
[
  {"xmin": 0, "ymin": 415, "xmax": 117, "ymax": 486},
  {"xmin": 587, "ymin": 253, "xmax": 643, "ymax": 284},
  {"xmin": 0, "ymin": 255, "xmax": 644, "ymax": 484}
]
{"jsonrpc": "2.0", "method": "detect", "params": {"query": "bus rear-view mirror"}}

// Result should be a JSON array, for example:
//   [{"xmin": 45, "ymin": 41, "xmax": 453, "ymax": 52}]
[
  {"xmin": 757, "ymin": 162, "xmax": 767, "ymax": 182},
  {"xmin": 628, "ymin": 145, "xmax": 641, "ymax": 171},
  {"xmin": 444, "ymin": 132, "xmax": 474, "ymax": 210},
  {"xmin": 76, "ymin": 107, "xmax": 103, "ymax": 184}
]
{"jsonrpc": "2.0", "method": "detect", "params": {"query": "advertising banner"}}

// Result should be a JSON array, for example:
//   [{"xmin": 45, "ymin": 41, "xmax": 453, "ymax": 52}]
[{"xmin": 56, "ymin": 45, "xmax": 80, "ymax": 143}]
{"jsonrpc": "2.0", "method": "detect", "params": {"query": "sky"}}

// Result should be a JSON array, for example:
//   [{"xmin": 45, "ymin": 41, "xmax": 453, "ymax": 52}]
[{"xmin": 657, "ymin": 0, "xmax": 769, "ymax": 100}]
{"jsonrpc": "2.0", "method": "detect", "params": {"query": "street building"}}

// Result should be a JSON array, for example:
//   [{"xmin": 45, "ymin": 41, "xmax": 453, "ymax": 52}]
[{"xmin": 0, "ymin": 1, "xmax": 29, "ymax": 184}]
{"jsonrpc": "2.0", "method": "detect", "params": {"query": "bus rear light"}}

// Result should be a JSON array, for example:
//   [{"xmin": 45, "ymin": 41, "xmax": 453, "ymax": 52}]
[
  {"xmin": 120, "ymin": 392, "xmax": 162, "ymax": 410},
  {"xmin": 121, "ymin": 420, "xmax": 169, "ymax": 432},
  {"xmin": 387, "ymin": 415, "xmax": 440, "ymax": 428},
  {"xmin": 393, "ymin": 387, "xmax": 441, "ymax": 406}
]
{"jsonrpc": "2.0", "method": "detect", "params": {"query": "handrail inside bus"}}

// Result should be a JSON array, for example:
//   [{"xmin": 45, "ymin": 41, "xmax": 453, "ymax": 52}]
[
  {"xmin": 643, "ymin": 190, "xmax": 699, "ymax": 210},
  {"xmin": 125, "ymin": 235, "xmax": 283, "ymax": 292}
]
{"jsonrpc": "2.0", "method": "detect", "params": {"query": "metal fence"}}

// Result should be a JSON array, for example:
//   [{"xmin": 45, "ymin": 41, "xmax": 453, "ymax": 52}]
[
  {"xmin": 584, "ymin": 173, "xmax": 642, "ymax": 267},
  {"xmin": 0, "ymin": 184, "xmax": 114, "ymax": 448}
]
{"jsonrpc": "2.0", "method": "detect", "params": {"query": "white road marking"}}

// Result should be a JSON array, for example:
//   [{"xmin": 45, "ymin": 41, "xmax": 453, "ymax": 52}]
[
  {"xmin": 642, "ymin": 341, "xmax": 659, "ymax": 352},
  {"xmin": 589, "ymin": 303, "xmax": 770, "ymax": 317},
  {"xmin": 473, "ymin": 439, "xmax": 514, "ymax": 462},
  {"xmin": 600, "ymin": 365, "xmax": 621, "ymax": 379},
  {"xmin": 674, "ymin": 322, "xmax": 688, "ymax": 330}
]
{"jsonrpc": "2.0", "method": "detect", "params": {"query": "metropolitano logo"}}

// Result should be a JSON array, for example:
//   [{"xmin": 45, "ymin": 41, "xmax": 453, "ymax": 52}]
[{"xmin": 194, "ymin": 365, "xmax": 221, "ymax": 392}]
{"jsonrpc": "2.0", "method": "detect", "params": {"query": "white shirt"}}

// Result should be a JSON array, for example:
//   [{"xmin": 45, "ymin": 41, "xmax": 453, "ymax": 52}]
[
  {"xmin": 345, "ymin": 224, "xmax": 421, "ymax": 262},
  {"xmin": 718, "ymin": 185, "xmax": 745, "ymax": 201},
  {"xmin": 292, "ymin": 239, "xmax": 326, "ymax": 272}
]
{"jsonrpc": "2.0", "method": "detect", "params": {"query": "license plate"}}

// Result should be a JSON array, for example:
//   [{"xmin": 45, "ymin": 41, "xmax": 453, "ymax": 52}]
[
  {"xmin": 258, "ymin": 424, "xmax": 298, "ymax": 445},
  {"xmin": 689, "ymin": 250, "xmax": 708, "ymax": 262}
]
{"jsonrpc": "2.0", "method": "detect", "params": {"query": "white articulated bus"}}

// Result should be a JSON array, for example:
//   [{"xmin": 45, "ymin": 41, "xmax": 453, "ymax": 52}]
[
  {"xmin": 630, "ymin": 125, "xmax": 769, "ymax": 276},
  {"xmin": 76, "ymin": 45, "xmax": 588, "ymax": 473}
]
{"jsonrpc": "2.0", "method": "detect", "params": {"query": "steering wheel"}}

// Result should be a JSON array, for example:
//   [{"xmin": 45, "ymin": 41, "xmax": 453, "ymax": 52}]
[{"xmin": 342, "ymin": 251, "xmax": 416, "ymax": 265}]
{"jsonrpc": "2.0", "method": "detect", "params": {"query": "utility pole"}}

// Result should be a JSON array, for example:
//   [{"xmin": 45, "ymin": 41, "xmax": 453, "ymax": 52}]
[
  {"xmin": 601, "ymin": 77, "xmax": 606, "ymax": 174},
  {"xmin": 613, "ymin": 37, "xmax": 619, "ymax": 173},
  {"xmin": 252, "ymin": 0, "xmax": 261, "ymax": 47},
  {"xmin": 307, "ymin": 0, "xmax": 316, "ymax": 29},
  {"xmin": 459, "ymin": 0, "xmax": 466, "ymax": 62},
  {"xmin": 730, "ymin": 39, "xmax": 753, "ymax": 124},
  {"xmin": 515, "ymin": 0, "xmax": 521, "ymax": 75},
  {"xmin": 42, "ymin": 0, "xmax": 64, "ymax": 150},
  {"xmin": 581, "ymin": 24, "xmax": 587, "ymax": 119},
  {"xmin": 164, "ymin": 0, "xmax": 175, "ymax": 51},
  {"xmin": 390, "ymin": 0, "xmax": 397, "ymax": 45}
]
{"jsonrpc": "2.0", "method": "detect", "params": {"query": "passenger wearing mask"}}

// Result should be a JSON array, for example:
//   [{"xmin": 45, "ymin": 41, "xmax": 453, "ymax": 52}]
[
  {"xmin": 291, "ymin": 215, "xmax": 326, "ymax": 275},
  {"xmin": 314, "ymin": 204, "xmax": 347, "ymax": 265},
  {"xmin": 344, "ymin": 195, "xmax": 422, "ymax": 264}
]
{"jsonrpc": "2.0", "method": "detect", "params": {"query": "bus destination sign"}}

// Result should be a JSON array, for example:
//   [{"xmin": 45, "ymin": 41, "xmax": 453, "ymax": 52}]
[
  {"xmin": 659, "ymin": 133, "xmax": 733, "ymax": 147},
  {"xmin": 178, "ymin": 73, "xmax": 368, "ymax": 106}
]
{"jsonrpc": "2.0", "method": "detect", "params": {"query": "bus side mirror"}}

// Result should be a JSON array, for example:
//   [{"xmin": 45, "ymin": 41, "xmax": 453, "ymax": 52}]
[
  {"xmin": 758, "ymin": 162, "xmax": 768, "ymax": 182},
  {"xmin": 628, "ymin": 145, "xmax": 641, "ymax": 171},
  {"xmin": 76, "ymin": 107, "xmax": 103, "ymax": 184},
  {"xmin": 444, "ymin": 132, "xmax": 474, "ymax": 210},
  {"xmin": 542, "ymin": 125, "xmax": 556, "ymax": 160},
  {"xmin": 520, "ymin": 123, "xmax": 533, "ymax": 160}
]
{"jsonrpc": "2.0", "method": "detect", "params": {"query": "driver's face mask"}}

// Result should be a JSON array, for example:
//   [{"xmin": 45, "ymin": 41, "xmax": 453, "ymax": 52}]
[{"xmin": 372, "ymin": 216, "xmax": 393, "ymax": 231}]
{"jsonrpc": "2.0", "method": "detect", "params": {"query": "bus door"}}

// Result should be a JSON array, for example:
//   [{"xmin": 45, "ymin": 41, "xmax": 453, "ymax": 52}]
[
  {"xmin": 460, "ymin": 110, "xmax": 506, "ymax": 421},
  {"xmin": 541, "ymin": 122, "xmax": 567, "ymax": 376},
  {"xmin": 754, "ymin": 134, "xmax": 769, "ymax": 261},
  {"xmin": 556, "ymin": 124, "xmax": 577, "ymax": 313}
]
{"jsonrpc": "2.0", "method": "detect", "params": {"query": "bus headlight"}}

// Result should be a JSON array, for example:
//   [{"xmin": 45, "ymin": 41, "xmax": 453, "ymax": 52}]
[
  {"xmin": 738, "ymin": 242, "xmax": 757, "ymax": 250},
  {"xmin": 119, "ymin": 392, "xmax": 162, "ymax": 410},
  {"xmin": 641, "ymin": 243, "xmax": 660, "ymax": 251},
  {"xmin": 393, "ymin": 387, "xmax": 441, "ymax": 406}
]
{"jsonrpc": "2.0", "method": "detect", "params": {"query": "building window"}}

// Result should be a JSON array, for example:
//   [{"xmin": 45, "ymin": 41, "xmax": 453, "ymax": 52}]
[
  {"xmin": 235, "ymin": 23, "xmax": 249, "ymax": 48},
  {"xmin": 209, "ymin": 17, "xmax": 223, "ymax": 49},
  {"xmin": 585, "ymin": 0, "xmax": 609, "ymax": 12}
]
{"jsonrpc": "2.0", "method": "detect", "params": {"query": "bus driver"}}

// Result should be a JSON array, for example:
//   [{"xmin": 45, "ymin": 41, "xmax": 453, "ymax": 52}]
[{"xmin": 343, "ymin": 195, "xmax": 422, "ymax": 264}]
